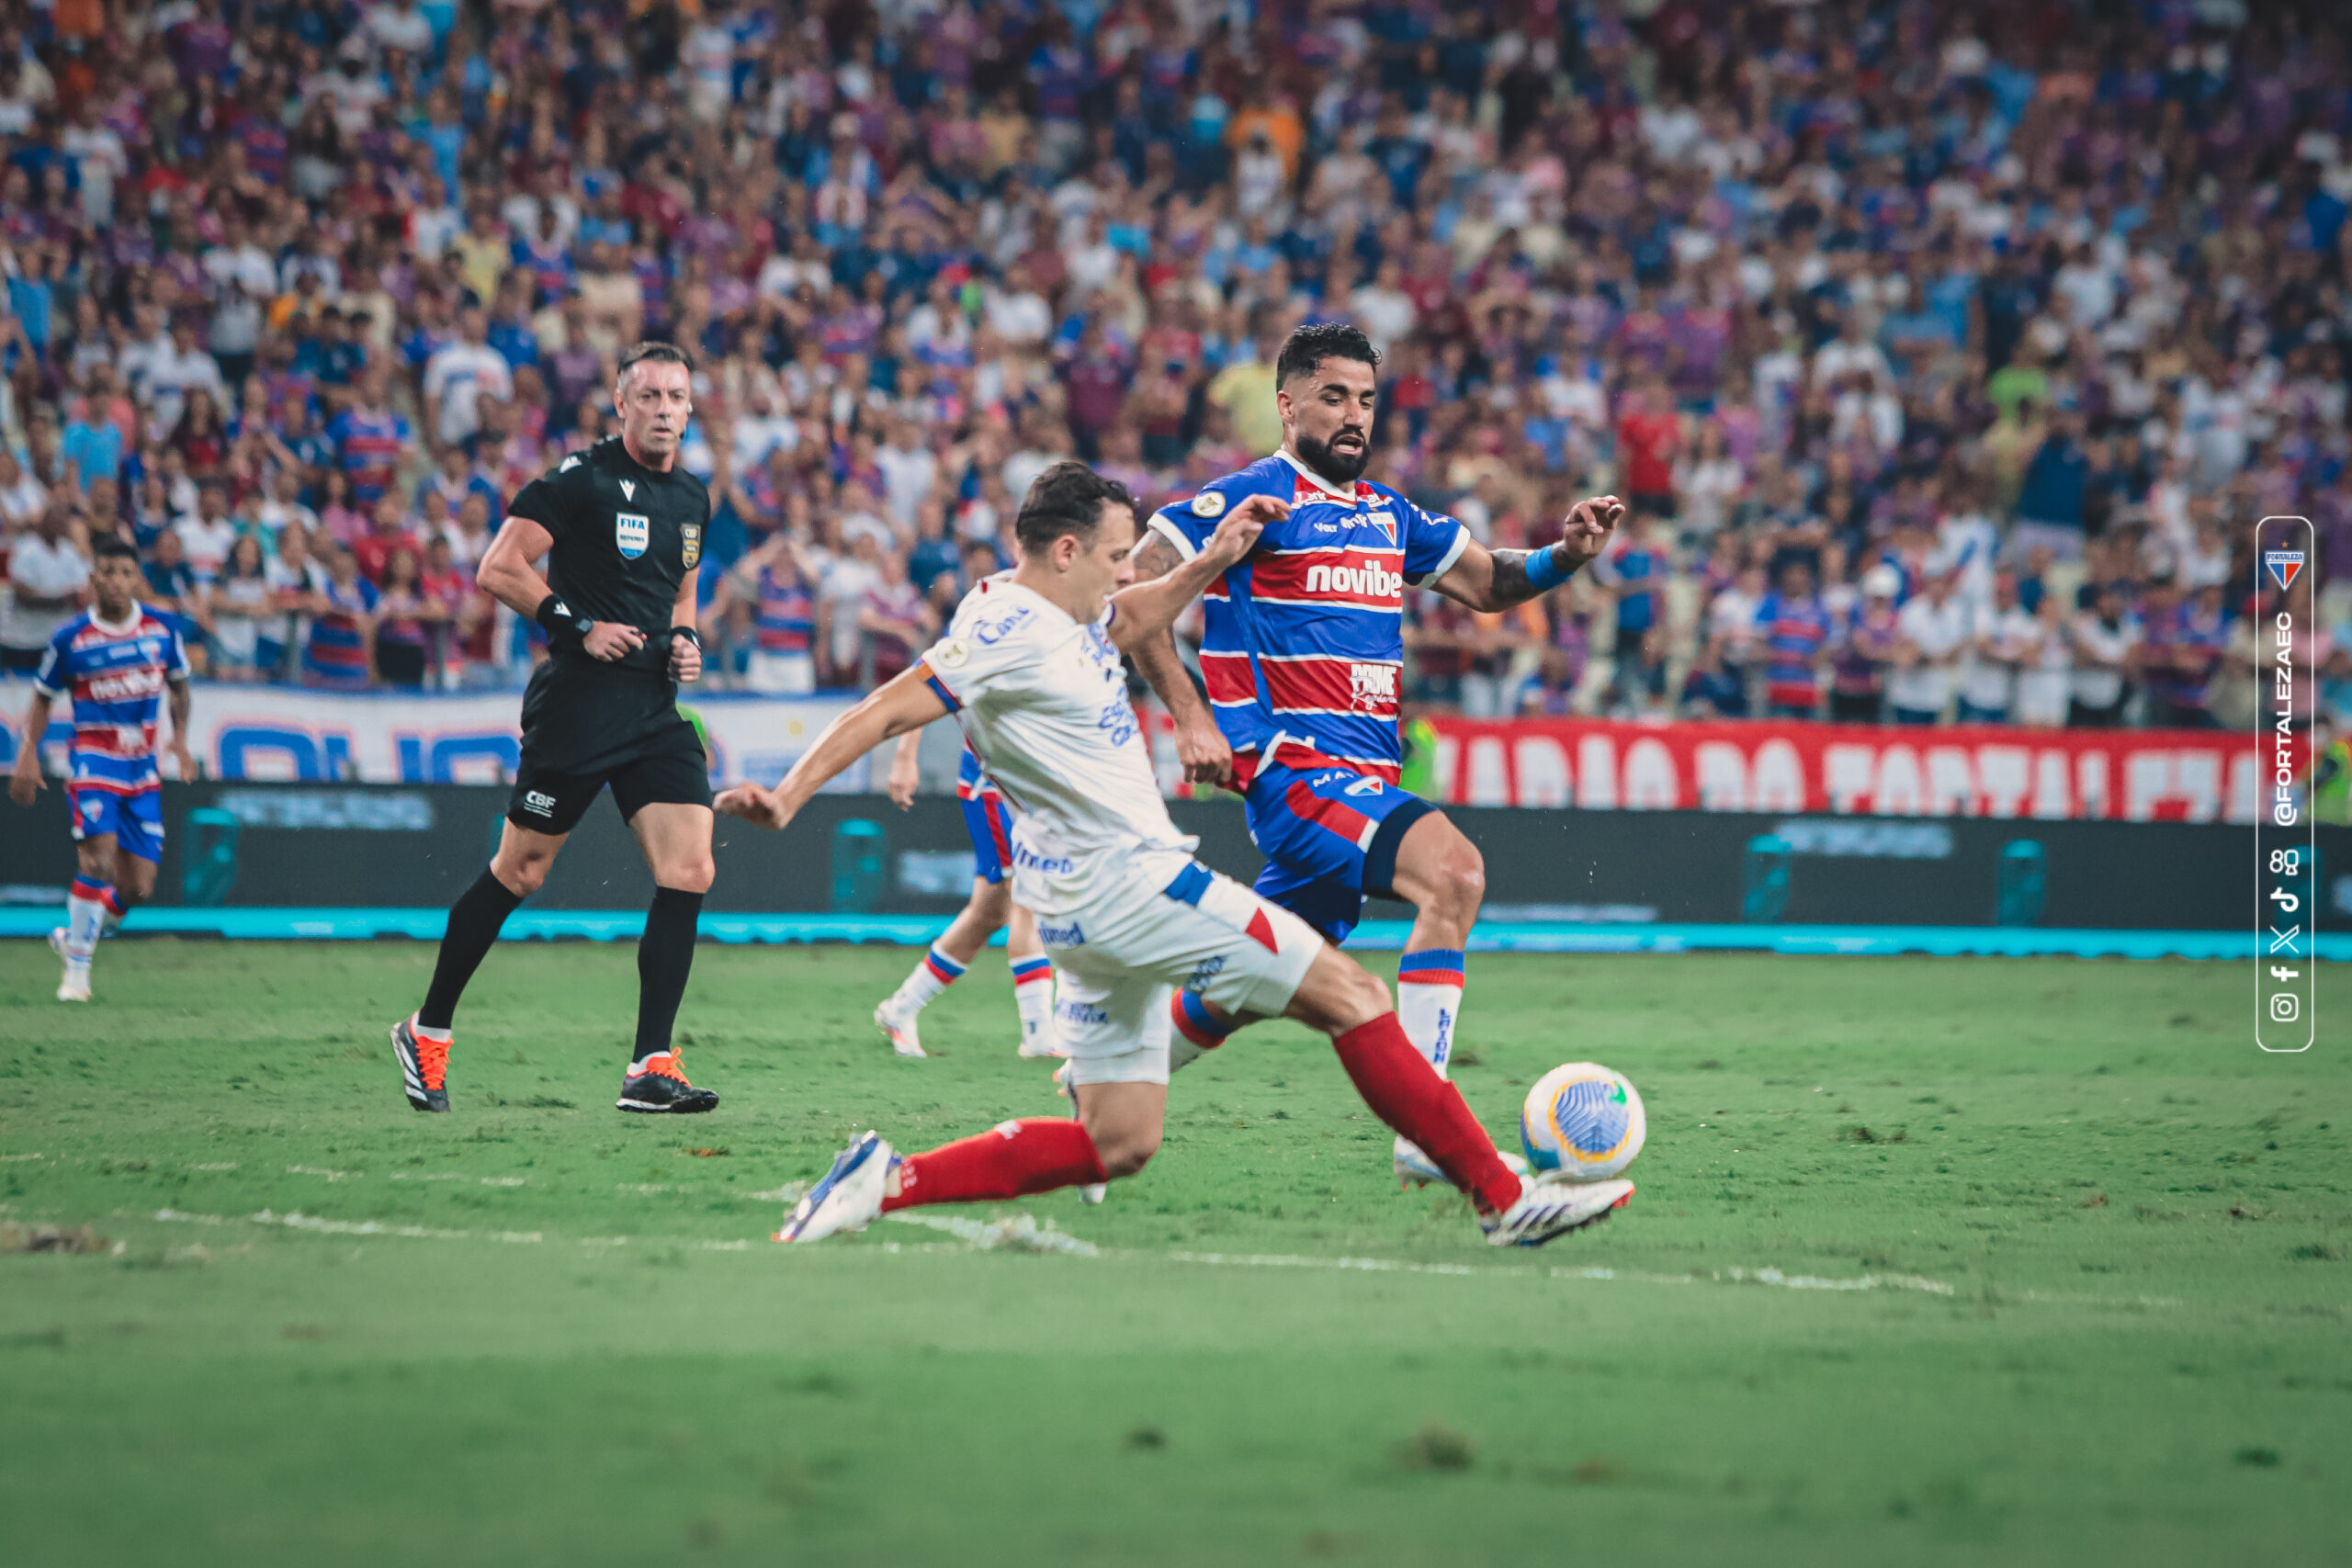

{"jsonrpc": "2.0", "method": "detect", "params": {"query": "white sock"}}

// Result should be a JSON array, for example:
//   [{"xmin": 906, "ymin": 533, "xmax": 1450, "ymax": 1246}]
[
  {"xmin": 1012, "ymin": 955, "xmax": 1054, "ymax": 1047},
  {"xmin": 1396, "ymin": 949, "xmax": 1466, "ymax": 1077},
  {"xmin": 65, "ymin": 881, "xmax": 108, "ymax": 967},
  {"xmin": 891, "ymin": 944, "xmax": 966, "ymax": 1013}
]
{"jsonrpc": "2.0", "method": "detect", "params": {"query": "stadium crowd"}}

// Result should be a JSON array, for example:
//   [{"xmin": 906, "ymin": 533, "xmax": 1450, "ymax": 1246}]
[{"xmin": 0, "ymin": 0, "xmax": 2348, "ymax": 729}]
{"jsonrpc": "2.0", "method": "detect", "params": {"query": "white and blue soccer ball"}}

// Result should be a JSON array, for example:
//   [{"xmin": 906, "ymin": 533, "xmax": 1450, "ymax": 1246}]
[{"xmin": 1521, "ymin": 1063, "xmax": 1645, "ymax": 1182}]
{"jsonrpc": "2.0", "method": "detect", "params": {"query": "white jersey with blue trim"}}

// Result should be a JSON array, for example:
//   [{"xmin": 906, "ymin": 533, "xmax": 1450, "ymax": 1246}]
[{"xmin": 916, "ymin": 579, "xmax": 1194, "ymax": 909}]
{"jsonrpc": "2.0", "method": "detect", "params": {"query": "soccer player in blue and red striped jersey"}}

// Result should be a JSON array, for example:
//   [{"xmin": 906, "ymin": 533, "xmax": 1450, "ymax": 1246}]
[
  {"xmin": 1130, "ymin": 322, "xmax": 1623, "ymax": 1189},
  {"xmin": 7, "ymin": 536, "xmax": 193, "ymax": 1002}
]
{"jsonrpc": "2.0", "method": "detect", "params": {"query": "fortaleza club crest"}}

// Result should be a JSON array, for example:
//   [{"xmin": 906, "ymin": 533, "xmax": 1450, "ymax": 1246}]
[
  {"xmin": 616, "ymin": 512, "xmax": 650, "ymax": 559},
  {"xmin": 2265, "ymin": 550, "xmax": 2305, "ymax": 592},
  {"xmin": 680, "ymin": 521, "xmax": 702, "ymax": 569}
]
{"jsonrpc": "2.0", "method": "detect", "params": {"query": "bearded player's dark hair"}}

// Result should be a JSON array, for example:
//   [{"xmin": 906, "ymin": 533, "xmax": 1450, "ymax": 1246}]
[
  {"xmin": 1013, "ymin": 462, "xmax": 1136, "ymax": 557},
  {"xmin": 1276, "ymin": 321, "xmax": 1380, "ymax": 387}
]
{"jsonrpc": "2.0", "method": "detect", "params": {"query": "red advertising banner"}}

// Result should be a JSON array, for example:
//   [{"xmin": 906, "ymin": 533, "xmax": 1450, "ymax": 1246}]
[{"xmin": 1421, "ymin": 718, "xmax": 2287, "ymax": 824}]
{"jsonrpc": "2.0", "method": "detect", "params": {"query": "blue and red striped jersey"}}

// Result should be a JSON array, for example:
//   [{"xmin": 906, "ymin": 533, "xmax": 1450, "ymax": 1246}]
[
  {"xmin": 1755, "ymin": 592, "xmax": 1831, "ymax": 708},
  {"xmin": 32, "ymin": 607, "xmax": 188, "ymax": 794},
  {"xmin": 328, "ymin": 407, "xmax": 411, "ymax": 505},
  {"xmin": 752, "ymin": 564, "xmax": 814, "ymax": 655},
  {"xmin": 1148, "ymin": 451, "xmax": 1467, "ymax": 784}
]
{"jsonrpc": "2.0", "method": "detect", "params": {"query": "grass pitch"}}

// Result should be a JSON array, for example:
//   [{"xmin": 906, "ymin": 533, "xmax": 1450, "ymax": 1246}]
[{"xmin": 1, "ymin": 941, "xmax": 2346, "ymax": 1566}]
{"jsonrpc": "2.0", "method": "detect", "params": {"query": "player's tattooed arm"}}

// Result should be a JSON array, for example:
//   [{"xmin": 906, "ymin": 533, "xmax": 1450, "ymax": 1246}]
[
  {"xmin": 6, "ymin": 690, "xmax": 53, "ymax": 806},
  {"xmin": 1121, "ymin": 529, "xmax": 1231, "ymax": 786},
  {"xmin": 1433, "ymin": 494, "xmax": 1626, "ymax": 611},
  {"xmin": 1113, "ymin": 499, "xmax": 1288, "ymax": 781}
]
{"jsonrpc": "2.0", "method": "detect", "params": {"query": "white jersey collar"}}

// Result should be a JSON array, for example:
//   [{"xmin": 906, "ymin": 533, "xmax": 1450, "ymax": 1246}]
[
  {"xmin": 1274, "ymin": 447, "xmax": 1359, "ymax": 502},
  {"xmin": 992, "ymin": 574, "xmax": 1103, "ymax": 631}
]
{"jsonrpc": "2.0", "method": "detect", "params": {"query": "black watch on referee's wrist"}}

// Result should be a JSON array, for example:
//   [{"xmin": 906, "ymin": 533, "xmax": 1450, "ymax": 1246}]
[
  {"xmin": 668, "ymin": 626, "xmax": 702, "ymax": 650},
  {"xmin": 535, "ymin": 593, "xmax": 592, "ymax": 651}
]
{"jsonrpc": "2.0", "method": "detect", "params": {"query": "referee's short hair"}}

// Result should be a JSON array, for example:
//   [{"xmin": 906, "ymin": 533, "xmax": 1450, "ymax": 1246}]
[
  {"xmin": 1276, "ymin": 321, "xmax": 1380, "ymax": 387},
  {"xmin": 616, "ymin": 341, "xmax": 695, "ymax": 390},
  {"xmin": 1013, "ymin": 462, "xmax": 1135, "ymax": 558}
]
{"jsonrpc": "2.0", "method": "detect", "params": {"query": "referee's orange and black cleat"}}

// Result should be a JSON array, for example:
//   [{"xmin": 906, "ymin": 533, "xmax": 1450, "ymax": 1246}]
[
  {"xmin": 391, "ymin": 1016, "xmax": 450, "ymax": 1113},
  {"xmin": 617, "ymin": 1052, "xmax": 718, "ymax": 1114}
]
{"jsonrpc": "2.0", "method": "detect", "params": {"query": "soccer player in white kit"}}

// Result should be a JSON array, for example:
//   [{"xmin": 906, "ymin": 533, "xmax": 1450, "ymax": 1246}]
[{"xmin": 718, "ymin": 463, "xmax": 1631, "ymax": 1247}]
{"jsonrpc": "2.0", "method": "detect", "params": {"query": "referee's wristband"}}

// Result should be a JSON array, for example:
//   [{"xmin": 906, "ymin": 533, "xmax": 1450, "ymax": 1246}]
[
  {"xmin": 668, "ymin": 626, "xmax": 702, "ymax": 650},
  {"xmin": 535, "ymin": 593, "xmax": 593, "ymax": 651},
  {"xmin": 1523, "ymin": 544, "xmax": 1571, "ymax": 593}
]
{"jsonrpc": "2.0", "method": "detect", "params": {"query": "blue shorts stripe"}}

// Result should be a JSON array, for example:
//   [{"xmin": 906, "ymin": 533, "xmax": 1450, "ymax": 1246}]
[{"xmin": 1161, "ymin": 862, "xmax": 1214, "ymax": 907}]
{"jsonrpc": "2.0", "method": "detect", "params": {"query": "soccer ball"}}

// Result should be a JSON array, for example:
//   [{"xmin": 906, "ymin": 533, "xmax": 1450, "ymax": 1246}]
[{"xmin": 1521, "ymin": 1063, "xmax": 1645, "ymax": 1181}]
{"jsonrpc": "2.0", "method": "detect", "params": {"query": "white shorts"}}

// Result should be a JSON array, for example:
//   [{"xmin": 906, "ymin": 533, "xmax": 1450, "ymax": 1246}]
[{"xmin": 1035, "ymin": 849, "xmax": 1322, "ymax": 1088}]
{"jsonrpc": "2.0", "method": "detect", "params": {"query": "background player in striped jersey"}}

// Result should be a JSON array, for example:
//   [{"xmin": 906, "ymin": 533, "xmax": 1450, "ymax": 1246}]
[
  {"xmin": 1125, "ymin": 323, "xmax": 1623, "ymax": 1187},
  {"xmin": 7, "ymin": 536, "xmax": 194, "ymax": 1002},
  {"xmin": 871, "ymin": 733, "xmax": 1058, "ymax": 1059}
]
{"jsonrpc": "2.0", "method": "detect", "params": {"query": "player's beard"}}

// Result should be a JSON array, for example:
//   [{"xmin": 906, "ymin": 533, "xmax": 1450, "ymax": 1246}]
[{"xmin": 1295, "ymin": 430, "xmax": 1370, "ymax": 486}]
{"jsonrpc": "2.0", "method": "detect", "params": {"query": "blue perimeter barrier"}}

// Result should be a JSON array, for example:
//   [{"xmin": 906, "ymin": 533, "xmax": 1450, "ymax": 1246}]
[{"xmin": 0, "ymin": 908, "xmax": 2339, "ymax": 961}]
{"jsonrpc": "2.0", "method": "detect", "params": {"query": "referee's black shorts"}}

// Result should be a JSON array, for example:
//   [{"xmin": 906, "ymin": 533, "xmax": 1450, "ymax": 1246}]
[{"xmin": 506, "ymin": 719, "xmax": 712, "ymax": 836}]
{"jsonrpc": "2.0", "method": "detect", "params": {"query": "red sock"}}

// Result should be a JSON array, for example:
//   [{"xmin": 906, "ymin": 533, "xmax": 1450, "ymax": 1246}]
[
  {"xmin": 100, "ymin": 887, "xmax": 127, "ymax": 917},
  {"xmin": 881, "ymin": 1118, "xmax": 1108, "ymax": 1212},
  {"xmin": 1332, "ymin": 1014, "xmax": 1522, "ymax": 1213}
]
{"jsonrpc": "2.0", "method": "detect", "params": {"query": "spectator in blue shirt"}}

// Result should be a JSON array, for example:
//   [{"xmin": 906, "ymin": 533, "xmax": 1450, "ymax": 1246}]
[{"xmin": 2013, "ymin": 411, "xmax": 2090, "ymax": 563}]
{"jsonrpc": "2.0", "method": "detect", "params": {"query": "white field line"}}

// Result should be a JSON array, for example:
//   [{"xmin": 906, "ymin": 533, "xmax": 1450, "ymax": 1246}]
[
  {"xmin": 151, "ymin": 1208, "xmax": 738, "ymax": 1251},
  {"xmin": 390, "ymin": 1173, "xmax": 528, "ymax": 1187},
  {"xmin": 285, "ymin": 1166, "xmax": 356, "ymax": 1181},
  {"xmin": 135, "ymin": 1208, "xmax": 2169, "ymax": 1305},
  {"xmin": 880, "ymin": 1210, "xmax": 1099, "ymax": 1256},
  {"xmin": 1153, "ymin": 1249, "xmax": 1958, "ymax": 1295}
]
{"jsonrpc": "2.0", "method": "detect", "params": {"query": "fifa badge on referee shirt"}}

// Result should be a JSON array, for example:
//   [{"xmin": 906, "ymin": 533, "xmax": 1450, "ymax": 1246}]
[
  {"xmin": 680, "ymin": 522, "xmax": 702, "ymax": 569},
  {"xmin": 615, "ymin": 513, "xmax": 650, "ymax": 559}
]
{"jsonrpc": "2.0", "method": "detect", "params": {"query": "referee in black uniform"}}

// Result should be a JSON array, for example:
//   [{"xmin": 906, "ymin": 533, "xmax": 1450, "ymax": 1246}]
[{"xmin": 390, "ymin": 342, "xmax": 721, "ymax": 1116}]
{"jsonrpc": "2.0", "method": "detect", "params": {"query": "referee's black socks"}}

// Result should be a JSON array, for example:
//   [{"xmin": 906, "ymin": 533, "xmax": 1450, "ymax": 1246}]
[
  {"xmin": 632, "ymin": 886, "xmax": 704, "ymax": 1068},
  {"xmin": 418, "ymin": 868, "xmax": 526, "ymax": 1032}
]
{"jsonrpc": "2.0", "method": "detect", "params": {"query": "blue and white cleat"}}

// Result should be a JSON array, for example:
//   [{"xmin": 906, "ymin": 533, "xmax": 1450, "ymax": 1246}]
[
  {"xmin": 775, "ymin": 1132, "xmax": 897, "ymax": 1243},
  {"xmin": 1481, "ymin": 1177, "xmax": 1633, "ymax": 1247},
  {"xmin": 1395, "ymin": 1135, "xmax": 1528, "ymax": 1190}
]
